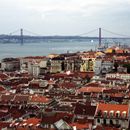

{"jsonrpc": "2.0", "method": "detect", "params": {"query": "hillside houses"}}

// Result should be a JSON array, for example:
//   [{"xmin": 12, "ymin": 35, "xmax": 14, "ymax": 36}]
[{"xmin": 1, "ymin": 46, "xmax": 130, "ymax": 129}]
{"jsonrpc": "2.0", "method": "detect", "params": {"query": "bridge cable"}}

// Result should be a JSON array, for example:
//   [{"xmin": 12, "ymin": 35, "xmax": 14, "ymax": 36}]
[
  {"xmin": 76, "ymin": 28, "xmax": 98, "ymax": 36},
  {"xmin": 102, "ymin": 28, "xmax": 130, "ymax": 38},
  {"xmin": 9, "ymin": 29, "xmax": 20, "ymax": 35},
  {"xmin": 23, "ymin": 29, "xmax": 43, "ymax": 36}
]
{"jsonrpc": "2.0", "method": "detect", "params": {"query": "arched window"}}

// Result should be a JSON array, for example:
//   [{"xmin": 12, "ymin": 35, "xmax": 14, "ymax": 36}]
[
  {"xmin": 103, "ymin": 111, "xmax": 108, "ymax": 118},
  {"xmin": 122, "ymin": 111, "xmax": 127, "ymax": 118},
  {"xmin": 109, "ymin": 110, "xmax": 114, "ymax": 118},
  {"xmin": 116, "ymin": 111, "xmax": 120, "ymax": 118}
]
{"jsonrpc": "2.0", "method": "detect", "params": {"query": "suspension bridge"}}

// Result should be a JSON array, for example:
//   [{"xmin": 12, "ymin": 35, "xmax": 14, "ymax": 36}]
[{"xmin": 0, "ymin": 28, "xmax": 130, "ymax": 46}]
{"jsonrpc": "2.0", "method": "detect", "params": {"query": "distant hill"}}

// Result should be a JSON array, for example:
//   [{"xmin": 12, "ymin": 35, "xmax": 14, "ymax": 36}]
[{"xmin": 0, "ymin": 35, "xmax": 129, "ymax": 43}]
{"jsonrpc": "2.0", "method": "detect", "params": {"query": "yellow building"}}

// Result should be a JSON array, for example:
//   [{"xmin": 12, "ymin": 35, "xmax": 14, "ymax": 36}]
[
  {"xmin": 48, "ymin": 54, "xmax": 59, "ymax": 59},
  {"xmin": 80, "ymin": 59, "xmax": 95, "ymax": 72},
  {"xmin": 95, "ymin": 51, "xmax": 105, "ymax": 57},
  {"xmin": 105, "ymin": 48, "xmax": 113, "ymax": 53}
]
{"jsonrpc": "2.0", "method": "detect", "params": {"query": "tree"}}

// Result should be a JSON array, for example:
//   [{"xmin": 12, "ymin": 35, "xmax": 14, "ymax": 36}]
[
  {"xmin": 123, "ymin": 63, "xmax": 130, "ymax": 73},
  {"xmin": 113, "ymin": 62, "xmax": 119, "ymax": 72},
  {"xmin": 112, "ymin": 49, "xmax": 116, "ymax": 54},
  {"xmin": 86, "ymin": 75, "xmax": 91, "ymax": 83}
]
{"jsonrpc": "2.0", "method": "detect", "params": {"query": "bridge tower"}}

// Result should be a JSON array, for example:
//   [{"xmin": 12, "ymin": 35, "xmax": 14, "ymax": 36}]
[
  {"xmin": 99, "ymin": 28, "xmax": 101, "ymax": 47},
  {"xmin": 20, "ymin": 28, "xmax": 23, "ymax": 44}
]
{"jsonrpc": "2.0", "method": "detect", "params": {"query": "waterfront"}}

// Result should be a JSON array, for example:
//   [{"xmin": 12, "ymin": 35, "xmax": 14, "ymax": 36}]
[{"xmin": 0, "ymin": 38, "xmax": 130, "ymax": 59}]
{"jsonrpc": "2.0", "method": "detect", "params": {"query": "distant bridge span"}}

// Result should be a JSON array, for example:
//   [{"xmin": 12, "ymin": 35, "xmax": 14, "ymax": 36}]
[{"xmin": 0, "ymin": 28, "xmax": 130, "ymax": 45}]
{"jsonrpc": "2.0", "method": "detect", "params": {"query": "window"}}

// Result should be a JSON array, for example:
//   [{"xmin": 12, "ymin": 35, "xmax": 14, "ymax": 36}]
[
  {"xmin": 116, "ymin": 111, "xmax": 120, "ymax": 118},
  {"xmin": 103, "ymin": 111, "xmax": 108, "ymax": 118},
  {"xmin": 109, "ymin": 111, "xmax": 114, "ymax": 118},
  {"xmin": 97, "ymin": 118, "xmax": 100, "ymax": 123},
  {"xmin": 97, "ymin": 110, "xmax": 102, "ymax": 116},
  {"xmin": 103, "ymin": 119, "xmax": 106, "ymax": 125},
  {"xmin": 116, "ymin": 119, "xmax": 119, "ymax": 125},
  {"xmin": 122, "ymin": 111, "xmax": 127, "ymax": 118},
  {"xmin": 110, "ymin": 119, "xmax": 113, "ymax": 125}
]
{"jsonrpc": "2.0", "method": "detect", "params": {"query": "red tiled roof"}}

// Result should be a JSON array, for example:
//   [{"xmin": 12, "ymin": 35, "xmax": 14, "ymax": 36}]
[
  {"xmin": 23, "ymin": 56, "xmax": 46, "ymax": 59},
  {"xmin": 74, "ymin": 102, "xmax": 96, "ymax": 116},
  {"xmin": 110, "ymin": 93, "xmax": 124, "ymax": 98},
  {"xmin": 116, "ymin": 49, "xmax": 124, "ymax": 54},
  {"xmin": 0, "ymin": 73, "xmax": 8, "ymax": 80},
  {"xmin": 0, "ymin": 94, "xmax": 15, "ymax": 102},
  {"xmin": 13, "ymin": 95, "xmax": 29, "ymax": 103},
  {"xmin": 0, "ymin": 122, "xmax": 10, "ymax": 129},
  {"xmin": 82, "ymin": 55, "xmax": 96, "ymax": 58},
  {"xmin": 0, "ymin": 111, "xmax": 10, "ymax": 118},
  {"xmin": 30, "ymin": 95, "xmax": 50, "ymax": 103},
  {"xmin": 78, "ymin": 87, "xmax": 105, "ymax": 93},
  {"xmin": 50, "ymin": 72, "xmax": 94, "ymax": 80},
  {"xmin": 76, "ymin": 72, "xmax": 94, "ymax": 79},
  {"xmin": 10, "ymin": 117, "xmax": 41, "ymax": 129},
  {"xmin": 103, "ymin": 88, "xmax": 119, "ymax": 93},
  {"xmin": 9, "ymin": 128, "xmax": 55, "ymax": 130},
  {"xmin": 85, "ymin": 82, "xmax": 102, "ymax": 87},
  {"xmin": 42, "ymin": 112, "xmax": 74, "ymax": 124},
  {"xmin": 97, "ymin": 103, "xmax": 128, "ymax": 112},
  {"xmin": 47, "ymin": 80, "xmax": 55, "ymax": 85},
  {"xmin": 51, "ymin": 73, "xmax": 74, "ymax": 79},
  {"xmin": 58, "ymin": 82, "xmax": 76, "ymax": 89},
  {"xmin": 96, "ymin": 103, "xmax": 129, "ymax": 118},
  {"xmin": 0, "ymin": 86, "xmax": 6, "ymax": 92},
  {"xmin": 21, "ymin": 117, "xmax": 41, "ymax": 126},
  {"xmin": 29, "ymin": 82, "xmax": 40, "ymax": 89},
  {"xmin": 8, "ymin": 107, "xmax": 26, "ymax": 118},
  {"xmin": 115, "ymin": 56, "xmax": 126, "ymax": 61},
  {"xmin": 69, "ymin": 122, "xmax": 90, "ymax": 129},
  {"xmin": 106, "ymin": 77, "xmax": 122, "ymax": 81}
]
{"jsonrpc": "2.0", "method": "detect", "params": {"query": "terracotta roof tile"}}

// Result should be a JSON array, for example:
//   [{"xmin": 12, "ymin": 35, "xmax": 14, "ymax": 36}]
[
  {"xmin": 74, "ymin": 102, "xmax": 96, "ymax": 116},
  {"xmin": 103, "ymin": 88, "xmax": 119, "ymax": 93},
  {"xmin": 23, "ymin": 56, "xmax": 46, "ymax": 59},
  {"xmin": 0, "ymin": 94, "xmax": 15, "ymax": 102},
  {"xmin": 42, "ymin": 112, "xmax": 74, "ymax": 124},
  {"xmin": 30, "ymin": 95, "xmax": 50, "ymax": 103},
  {"xmin": 85, "ymin": 82, "xmax": 102, "ymax": 87},
  {"xmin": 0, "ymin": 86, "xmax": 6, "ymax": 92},
  {"xmin": 110, "ymin": 93, "xmax": 124, "ymax": 98},
  {"xmin": 13, "ymin": 95, "xmax": 29, "ymax": 103},
  {"xmin": 78, "ymin": 87, "xmax": 105, "ymax": 93},
  {"xmin": 58, "ymin": 82, "xmax": 76, "ymax": 89},
  {"xmin": 0, "ymin": 73, "xmax": 9, "ymax": 80},
  {"xmin": 69, "ymin": 122, "xmax": 90, "ymax": 129},
  {"xmin": 96, "ymin": 103, "xmax": 129, "ymax": 118},
  {"xmin": 76, "ymin": 72, "xmax": 94, "ymax": 79},
  {"xmin": 21, "ymin": 117, "xmax": 41, "ymax": 126},
  {"xmin": 0, "ymin": 122, "xmax": 10, "ymax": 129}
]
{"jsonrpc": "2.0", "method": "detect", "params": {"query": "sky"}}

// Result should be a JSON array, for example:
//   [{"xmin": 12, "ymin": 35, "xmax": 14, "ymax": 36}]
[{"xmin": 0, "ymin": 0, "xmax": 130, "ymax": 36}]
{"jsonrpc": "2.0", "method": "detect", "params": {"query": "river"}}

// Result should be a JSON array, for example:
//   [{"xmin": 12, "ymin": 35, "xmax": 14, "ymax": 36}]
[{"xmin": 0, "ymin": 38, "xmax": 130, "ymax": 59}]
